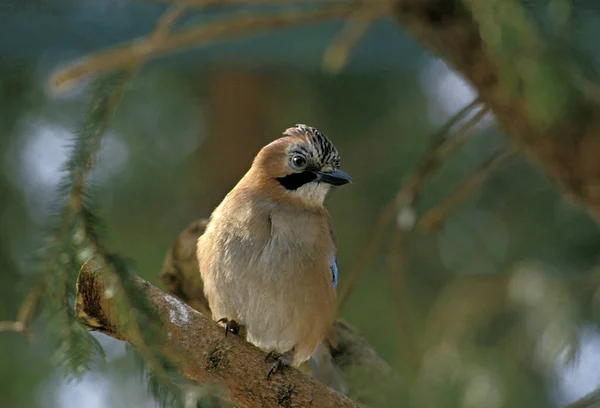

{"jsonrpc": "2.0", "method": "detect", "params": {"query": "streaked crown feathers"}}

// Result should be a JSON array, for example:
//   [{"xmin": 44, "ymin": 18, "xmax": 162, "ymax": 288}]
[{"xmin": 283, "ymin": 124, "xmax": 341, "ymax": 169}]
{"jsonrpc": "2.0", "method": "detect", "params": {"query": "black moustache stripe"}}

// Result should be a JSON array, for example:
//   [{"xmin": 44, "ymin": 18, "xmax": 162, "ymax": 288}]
[{"xmin": 276, "ymin": 171, "xmax": 317, "ymax": 190}]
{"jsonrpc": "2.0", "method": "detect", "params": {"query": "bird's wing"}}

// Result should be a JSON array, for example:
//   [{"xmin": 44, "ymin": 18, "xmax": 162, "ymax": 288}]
[
  {"xmin": 330, "ymin": 255, "xmax": 339, "ymax": 289},
  {"xmin": 327, "ymin": 213, "xmax": 339, "ymax": 289}
]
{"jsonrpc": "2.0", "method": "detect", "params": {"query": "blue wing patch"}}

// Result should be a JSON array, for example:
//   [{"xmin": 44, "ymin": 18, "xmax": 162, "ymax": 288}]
[{"xmin": 330, "ymin": 254, "xmax": 338, "ymax": 290}]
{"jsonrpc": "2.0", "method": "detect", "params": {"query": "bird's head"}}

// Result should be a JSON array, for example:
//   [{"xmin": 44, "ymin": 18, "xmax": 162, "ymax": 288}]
[{"xmin": 251, "ymin": 124, "xmax": 352, "ymax": 207}]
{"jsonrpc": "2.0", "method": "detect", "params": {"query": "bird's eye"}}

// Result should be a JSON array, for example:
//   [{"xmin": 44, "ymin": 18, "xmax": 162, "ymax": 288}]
[{"xmin": 292, "ymin": 155, "xmax": 306, "ymax": 168}]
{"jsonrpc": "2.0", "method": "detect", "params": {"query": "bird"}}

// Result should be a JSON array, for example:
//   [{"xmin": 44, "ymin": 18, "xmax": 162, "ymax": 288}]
[{"xmin": 196, "ymin": 124, "xmax": 351, "ymax": 378}]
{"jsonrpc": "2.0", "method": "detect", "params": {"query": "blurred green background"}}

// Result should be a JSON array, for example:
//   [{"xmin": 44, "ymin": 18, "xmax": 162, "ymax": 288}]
[{"xmin": 3, "ymin": 1, "xmax": 600, "ymax": 407}]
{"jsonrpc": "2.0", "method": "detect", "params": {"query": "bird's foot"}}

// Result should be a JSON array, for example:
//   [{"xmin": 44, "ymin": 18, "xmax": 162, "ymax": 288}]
[
  {"xmin": 216, "ymin": 317, "xmax": 240, "ymax": 336},
  {"xmin": 265, "ymin": 349, "xmax": 294, "ymax": 379}
]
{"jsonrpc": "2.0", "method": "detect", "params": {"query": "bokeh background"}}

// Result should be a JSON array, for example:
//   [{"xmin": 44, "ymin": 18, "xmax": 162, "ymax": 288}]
[{"xmin": 3, "ymin": 1, "xmax": 600, "ymax": 407}]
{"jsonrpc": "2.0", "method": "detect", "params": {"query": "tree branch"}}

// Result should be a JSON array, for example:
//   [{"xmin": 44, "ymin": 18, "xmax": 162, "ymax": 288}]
[
  {"xmin": 76, "ymin": 257, "xmax": 363, "ymax": 408},
  {"xmin": 394, "ymin": 0, "xmax": 600, "ymax": 222},
  {"xmin": 51, "ymin": 2, "xmax": 391, "ymax": 91}
]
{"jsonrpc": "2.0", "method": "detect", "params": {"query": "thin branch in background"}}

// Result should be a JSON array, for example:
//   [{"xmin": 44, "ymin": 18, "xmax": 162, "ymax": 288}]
[
  {"xmin": 15, "ymin": 282, "xmax": 43, "ymax": 329},
  {"xmin": 146, "ymin": 0, "xmax": 364, "ymax": 6},
  {"xmin": 419, "ymin": 149, "xmax": 517, "ymax": 232},
  {"xmin": 380, "ymin": 104, "xmax": 489, "ymax": 378},
  {"xmin": 386, "ymin": 225, "xmax": 420, "ymax": 378},
  {"xmin": 337, "ymin": 99, "xmax": 486, "ymax": 310},
  {"xmin": 390, "ymin": 100, "xmax": 488, "ymax": 214},
  {"xmin": 0, "ymin": 279, "xmax": 43, "ymax": 338},
  {"xmin": 322, "ymin": 10, "xmax": 377, "ymax": 73},
  {"xmin": 50, "ymin": 3, "xmax": 391, "ymax": 91}
]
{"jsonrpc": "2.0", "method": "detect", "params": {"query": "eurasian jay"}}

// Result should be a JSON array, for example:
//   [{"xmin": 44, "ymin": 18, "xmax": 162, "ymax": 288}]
[{"xmin": 197, "ymin": 124, "xmax": 351, "ymax": 377}]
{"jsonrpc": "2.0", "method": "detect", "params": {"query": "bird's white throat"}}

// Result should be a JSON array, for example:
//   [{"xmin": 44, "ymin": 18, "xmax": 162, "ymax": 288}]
[{"xmin": 293, "ymin": 182, "xmax": 331, "ymax": 206}]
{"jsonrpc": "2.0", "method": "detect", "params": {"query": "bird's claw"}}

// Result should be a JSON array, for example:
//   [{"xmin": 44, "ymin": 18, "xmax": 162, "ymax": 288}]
[
  {"xmin": 265, "ymin": 350, "xmax": 293, "ymax": 379},
  {"xmin": 267, "ymin": 359, "xmax": 287, "ymax": 379},
  {"xmin": 264, "ymin": 350, "xmax": 279, "ymax": 363},
  {"xmin": 216, "ymin": 317, "xmax": 240, "ymax": 336}
]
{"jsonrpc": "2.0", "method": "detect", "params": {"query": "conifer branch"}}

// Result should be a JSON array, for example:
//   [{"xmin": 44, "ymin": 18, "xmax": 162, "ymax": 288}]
[
  {"xmin": 0, "ymin": 72, "xmax": 136, "ymax": 375},
  {"xmin": 40, "ymin": 72, "xmax": 133, "ymax": 377}
]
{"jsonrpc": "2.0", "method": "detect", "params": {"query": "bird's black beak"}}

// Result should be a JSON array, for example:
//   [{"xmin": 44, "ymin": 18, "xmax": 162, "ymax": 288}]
[{"xmin": 315, "ymin": 169, "xmax": 352, "ymax": 186}]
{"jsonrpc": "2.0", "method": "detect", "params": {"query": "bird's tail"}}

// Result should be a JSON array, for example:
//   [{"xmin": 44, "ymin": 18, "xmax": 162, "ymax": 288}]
[{"xmin": 308, "ymin": 343, "xmax": 347, "ymax": 394}]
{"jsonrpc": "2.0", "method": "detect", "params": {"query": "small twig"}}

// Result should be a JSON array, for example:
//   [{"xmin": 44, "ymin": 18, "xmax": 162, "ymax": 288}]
[
  {"xmin": 51, "ymin": 3, "xmax": 390, "ymax": 91},
  {"xmin": 337, "ymin": 99, "xmax": 485, "ymax": 309},
  {"xmin": 322, "ymin": 11, "xmax": 377, "ymax": 73},
  {"xmin": 0, "ymin": 320, "xmax": 33, "ymax": 340},
  {"xmin": 394, "ymin": 101, "xmax": 488, "ymax": 208},
  {"xmin": 0, "ymin": 321, "xmax": 24, "ymax": 332},
  {"xmin": 0, "ymin": 278, "xmax": 45, "ymax": 339},
  {"xmin": 15, "ymin": 281, "xmax": 44, "ymax": 326},
  {"xmin": 419, "ymin": 149, "xmax": 517, "ymax": 232},
  {"xmin": 567, "ymin": 387, "xmax": 600, "ymax": 408},
  {"xmin": 153, "ymin": 5, "xmax": 188, "ymax": 40},
  {"xmin": 421, "ymin": 98, "xmax": 483, "ymax": 153}
]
